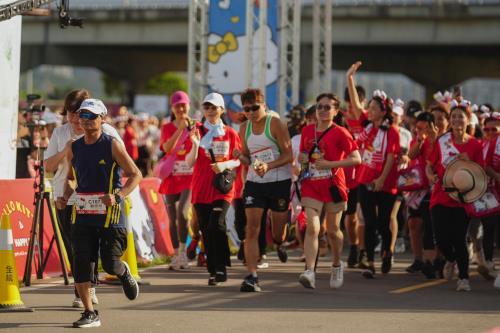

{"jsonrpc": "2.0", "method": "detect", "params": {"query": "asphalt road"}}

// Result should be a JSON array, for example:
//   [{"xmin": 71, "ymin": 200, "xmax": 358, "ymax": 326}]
[{"xmin": 2, "ymin": 251, "xmax": 500, "ymax": 333}]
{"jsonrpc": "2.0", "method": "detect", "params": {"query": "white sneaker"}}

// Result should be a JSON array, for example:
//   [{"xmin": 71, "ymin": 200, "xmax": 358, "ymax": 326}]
[
  {"xmin": 494, "ymin": 273, "xmax": 500, "ymax": 290},
  {"xmin": 257, "ymin": 260, "xmax": 269, "ymax": 269},
  {"xmin": 299, "ymin": 270, "xmax": 316, "ymax": 289},
  {"xmin": 443, "ymin": 261, "xmax": 456, "ymax": 281},
  {"xmin": 330, "ymin": 262, "xmax": 344, "ymax": 289},
  {"xmin": 395, "ymin": 237, "xmax": 406, "ymax": 254},
  {"xmin": 169, "ymin": 255, "xmax": 180, "ymax": 270},
  {"xmin": 486, "ymin": 260, "xmax": 496, "ymax": 272},
  {"xmin": 178, "ymin": 253, "xmax": 189, "ymax": 269},
  {"xmin": 72, "ymin": 297, "xmax": 83, "ymax": 308},
  {"xmin": 456, "ymin": 279, "xmax": 471, "ymax": 292},
  {"xmin": 90, "ymin": 287, "xmax": 99, "ymax": 305}
]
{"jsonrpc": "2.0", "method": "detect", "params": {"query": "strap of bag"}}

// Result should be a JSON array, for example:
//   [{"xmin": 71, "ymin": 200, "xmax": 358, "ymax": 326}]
[{"xmin": 308, "ymin": 124, "xmax": 334, "ymax": 159}]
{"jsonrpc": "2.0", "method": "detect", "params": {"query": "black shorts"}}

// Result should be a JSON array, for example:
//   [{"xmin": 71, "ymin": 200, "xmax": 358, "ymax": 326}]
[
  {"xmin": 408, "ymin": 194, "xmax": 431, "ymax": 218},
  {"xmin": 72, "ymin": 225, "xmax": 127, "ymax": 283},
  {"xmin": 243, "ymin": 179, "xmax": 291, "ymax": 212},
  {"xmin": 345, "ymin": 186, "xmax": 359, "ymax": 215}
]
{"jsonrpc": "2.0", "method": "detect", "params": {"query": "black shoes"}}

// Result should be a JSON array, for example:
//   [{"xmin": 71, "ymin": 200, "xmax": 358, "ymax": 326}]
[
  {"xmin": 73, "ymin": 310, "xmax": 101, "ymax": 328},
  {"xmin": 240, "ymin": 274, "xmax": 262, "ymax": 292},
  {"xmin": 421, "ymin": 260, "xmax": 436, "ymax": 279},
  {"xmin": 406, "ymin": 259, "xmax": 424, "ymax": 274},
  {"xmin": 119, "ymin": 262, "xmax": 139, "ymax": 300},
  {"xmin": 208, "ymin": 274, "xmax": 220, "ymax": 286},
  {"xmin": 347, "ymin": 245, "xmax": 359, "ymax": 268},
  {"xmin": 277, "ymin": 245, "xmax": 288, "ymax": 263},
  {"xmin": 357, "ymin": 249, "xmax": 369, "ymax": 269},
  {"xmin": 362, "ymin": 266, "xmax": 376, "ymax": 279},
  {"xmin": 208, "ymin": 269, "xmax": 227, "ymax": 286},
  {"xmin": 381, "ymin": 251, "xmax": 393, "ymax": 274}
]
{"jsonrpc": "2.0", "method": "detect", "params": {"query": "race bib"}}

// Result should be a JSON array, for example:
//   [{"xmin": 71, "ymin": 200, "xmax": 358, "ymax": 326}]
[
  {"xmin": 251, "ymin": 147, "xmax": 275, "ymax": 164},
  {"xmin": 172, "ymin": 160, "xmax": 193, "ymax": 176},
  {"xmin": 210, "ymin": 141, "xmax": 230, "ymax": 162},
  {"xmin": 309, "ymin": 163, "xmax": 332, "ymax": 180},
  {"xmin": 75, "ymin": 193, "xmax": 107, "ymax": 215},
  {"xmin": 362, "ymin": 149, "xmax": 374, "ymax": 166}
]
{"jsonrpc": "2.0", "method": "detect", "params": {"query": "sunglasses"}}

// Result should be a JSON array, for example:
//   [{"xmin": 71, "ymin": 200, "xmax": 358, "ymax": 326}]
[
  {"xmin": 316, "ymin": 104, "xmax": 333, "ymax": 111},
  {"xmin": 79, "ymin": 112, "xmax": 99, "ymax": 120},
  {"xmin": 243, "ymin": 104, "xmax": 261, "ymax": 113},
  {"xmin": 484, "ymin": 127, "xmax": 499, "ymax": 133},
  {"xmin": 203, "ymin": 104, "xmax": 218, "ymax": 111}
]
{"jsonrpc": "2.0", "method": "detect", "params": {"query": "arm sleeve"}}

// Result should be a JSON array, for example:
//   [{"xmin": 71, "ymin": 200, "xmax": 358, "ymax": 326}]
[{"xmin": 44, "ymin": 127, "xmax": 60, "ymax": 160}]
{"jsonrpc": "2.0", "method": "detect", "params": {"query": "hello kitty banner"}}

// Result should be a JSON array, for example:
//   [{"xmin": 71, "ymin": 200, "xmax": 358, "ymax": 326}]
[{"xmin": 207, "ymin": 0, "xmax": 279, "ymax": 122}]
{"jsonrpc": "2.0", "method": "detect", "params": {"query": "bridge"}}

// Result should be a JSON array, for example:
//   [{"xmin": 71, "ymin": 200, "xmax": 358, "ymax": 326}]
[{"xmin": 20, "ymin": 0, "xmax": 500, "ymax": 99}]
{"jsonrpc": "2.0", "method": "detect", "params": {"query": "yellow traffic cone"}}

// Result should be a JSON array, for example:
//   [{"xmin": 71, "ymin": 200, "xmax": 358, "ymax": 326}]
[{"xmin": 0, "ymin": 214, "xmax": 33, "ymax": 312}]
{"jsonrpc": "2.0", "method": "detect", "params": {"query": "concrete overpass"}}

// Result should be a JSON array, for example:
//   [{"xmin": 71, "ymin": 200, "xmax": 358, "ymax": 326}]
[{"xmin": 20, "ymin": 0, "xmax": 500, "ymax": 98}]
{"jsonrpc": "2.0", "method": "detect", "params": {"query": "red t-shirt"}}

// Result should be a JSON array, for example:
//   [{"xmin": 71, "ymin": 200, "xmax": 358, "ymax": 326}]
[
  {"xmin": 158, "ymin": 122, "xmax": 198, "ymax": 195},
  {"xmin": 485, "ymin": 135, "xmax": 500, "ymax": 191},
  {"xmin": 428, "ymin": 133, "xmax": 484, "ymax": 208},
  {"xmin": 356, "ymin": 124, "xmax": 400, "ymax": 194},
  {"xmin": 344, "ymin": 110, "xmax": 368, "ymax": 189},
  {"xmin": 123, "ymin": 125, "xmax": 138, "ymax": 160},
  {"xmin": 191, "ymin": 125, "xmax": 241, "ymax": 204},
  {"xmin": 299, "ymin": 124, "xmax": 358, "ymax": 203},
  {"xmin": 407, "ymin": 137, "xmax": 432, "ymax": 189}
]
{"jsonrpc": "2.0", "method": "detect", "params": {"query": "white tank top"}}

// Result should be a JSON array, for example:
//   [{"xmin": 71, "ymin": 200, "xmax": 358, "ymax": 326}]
[{"xmin": 245, "ymin": 115, "xmax": 291, "ymax": 183}]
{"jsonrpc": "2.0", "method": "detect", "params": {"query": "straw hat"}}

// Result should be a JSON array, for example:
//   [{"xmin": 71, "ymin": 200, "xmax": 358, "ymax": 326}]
[{"xmin": 442, "ymin": 159, "xmax": 487, "ymax": 203}]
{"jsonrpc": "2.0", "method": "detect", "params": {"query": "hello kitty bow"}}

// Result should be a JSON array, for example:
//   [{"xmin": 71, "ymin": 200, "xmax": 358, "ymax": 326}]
[
  {"xmin": 208, "ymin": 32, "xmax": 239, "ymax": 64},
  {"xmin": 373, "ymin": 90, "xmax": 387, "ymax": 101},
  {"xmin": 433, "ymin": 90, "xmax": 453, "ymax": 104},
  {"xmin": 450, "ymin": 99, "xmax": 471, "ymax": 109},
  {"xmin": 480, "ymin": 111, "xmax": 500, "ymax": 121}
]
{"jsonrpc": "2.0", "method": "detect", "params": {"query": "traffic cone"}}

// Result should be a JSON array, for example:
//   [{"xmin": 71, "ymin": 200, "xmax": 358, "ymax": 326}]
[{"xmin": 0, "ymin": 214, "xmax": 33, "ymax": 312}]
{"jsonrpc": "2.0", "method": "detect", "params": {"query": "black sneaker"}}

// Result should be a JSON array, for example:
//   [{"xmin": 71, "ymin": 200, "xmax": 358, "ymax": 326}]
[
  {"xmin": 357, "ymin": 249, "xmax": 369, "ymax": 269},
  {"xmin": 406, "ymin": 259, "xmax": 424, "ymax": 273},
  {"xmin": 433, "ymin": 257, "xmax": 445, "ymax": 279},
  {"xmin": 421, "ymin": 260, "xmax": 436, "ymax": 279},
  {"xmin": 215, "ymin": 270, "xmax": 227, "ymax": 283},
  {"xmin": 362, "ymin": 266, "xmax": 376, "ymax": 279},
  {"xmin": 347, "ymin": 245, "xmax": 359, "ymax": 268},
  {"xmin": 73, "ymin": 310, "xmax": 101, "ymax": 328},
  {"xmin": 277, "ymin": 245, "xmax": 288, "ymax": 263},
  {"xmin": 208, "ymin": 274, "xmax": 220, "ymax": 286},
  {"xmin": 237, "ymin": 243, "xmax": 245, "ymax": 262},
  {"xmin": 381, "ymin": 251, "xmax": 392, "ymax": 274},
  {"xmin": 119, "ymin": 262, "xmax": 139, "ymax": 300},
  {"xmin": 240, "ymin": 274, "xmax": 261, "ymax": 292}
]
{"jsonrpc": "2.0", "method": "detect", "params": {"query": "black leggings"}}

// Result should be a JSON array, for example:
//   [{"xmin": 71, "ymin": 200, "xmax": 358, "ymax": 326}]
[
  {"xmin": 431, "ymin": 205, "xmax": 470, "ymax": 279},
  {"xmin": 194, "ymin": 200, "xmax": 231, "ymax": 275},
  {"xmin": 233, "ymin": 198, "xmax": 268, "ymax": 256},
  {"xmin": 358, "ymin": 185, "xmax": 397, "ymax": 262},
  {"xmin": 164, "ymin": 190, "xmax": 191, "ymax": 249},
  {"xmin": 482, "ymin": 214, "xmax": 499, "ymax": 261}
]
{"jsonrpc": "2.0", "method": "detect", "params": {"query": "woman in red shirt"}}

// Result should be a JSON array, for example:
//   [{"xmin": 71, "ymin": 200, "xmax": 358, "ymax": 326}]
[
  {"xmin": 356, "ymin": 90, "xmax": 401, "ymax": 278},
  {"xmin": 186, "ymin": 92, "xmax": 241, "ymax": 286},
  {"xmin": 428, "ymin": 100, "xmax": 485, "ymax": 292},
  {"xmin": 159, "ymin": 91, "xmax": 197, "ymax": 270}
]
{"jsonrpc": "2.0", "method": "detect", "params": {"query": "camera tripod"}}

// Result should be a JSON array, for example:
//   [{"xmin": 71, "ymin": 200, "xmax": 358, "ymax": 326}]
[{"xmin": 23, "ymin": 148, "xmax": 69, "ymax": 286}]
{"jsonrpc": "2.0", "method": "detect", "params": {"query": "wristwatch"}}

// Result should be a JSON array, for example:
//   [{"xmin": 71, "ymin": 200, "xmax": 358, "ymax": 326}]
[{"xmin": 114, "ymin": 193, "xmax": 123, "ymax": 204}]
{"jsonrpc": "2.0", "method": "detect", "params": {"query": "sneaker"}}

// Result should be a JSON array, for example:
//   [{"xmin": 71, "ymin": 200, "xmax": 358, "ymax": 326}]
[
  {"xmin": 215, "ymin": 269, "xmax": 227, "ymax": 283},
  {"xmin": 395, "ymin": 237, "xmax": 406, "ymax": 254},
  {"xmin": 72, "ymin": 297, "xmax": 84, "ymax": 308},
  {"xmin": 406, "ymin": 259, "xmax": 424, "ymax": 274},
  {"xmin": 169, "ymin": 255, "xmax": 180, "ymax": 270},
  {"xmin": 381, "ymin": 252, "xmax": 393, "ymax": 274},
  {"xmin": 186, "ymin": 238, "xmax": 199, "ymax": 260},
  {"xmin": 494, "ymin": 273, "xmax": 500, "ymax": 290},
  {"xmin": 421, "ymin": 260, "xmax": 436, "ymax": 279},
  {"xmin": 456, "ymin": 279, "xmax": 471, "ymax": 292},
  {"xmin": 208, "ymin": 274, "xmax": 220, "ymax": 286},
  {"xmin": 277, "ymin": 245, "xmax": 288, "ymax": 263},
  {"xmin": 90, "ymin": 287, "xmax": 99, "ymax": 305},
  {"xmin": 237, "ymin": 243, "xmax": 245, "ymax": 261},
  {"xmin": 119, "ymin": 261, "xmax": 139, "ymax": 301},
  {"xmin": 240, "ymin": 274, "xmax": 262, "ymax": 292},
  {"xmin": 357, "ymin": 250, "xmax": 369, "ymax": 269},
  {"xmin": 443, "ymin": 261, "xmax": 456, "ymax": 281},
  {"xmin": 73, "ymin": 310, "xmax": 101, "ymax": 328},
  {"xmin": 178, "ymin": 253, "xmax": 189, "ymax": 269},
  {"xmin": 299, "ymin": 270, "xmax": 316, "ymax": 289},
  {"xmin": 477, "ymin": 264, "xmax": 495, "ymax": 281},
  {"xmin": 257, "ymin": 258, "xmax": 269, "ymax": 269},
  {"xmin": 197, "ymin": 252, "xmax": 207, "ymax": 267},
  {"xmin": 347, "ymin": 245, "xmax": 358, "ymax": 268},
  {"xmin": 330, "ymin": 262, "xmax": 344, "ymax": 289},
  {"xmin": 362, "ymin": 266, "xmax": 375, "ymax": 279}
]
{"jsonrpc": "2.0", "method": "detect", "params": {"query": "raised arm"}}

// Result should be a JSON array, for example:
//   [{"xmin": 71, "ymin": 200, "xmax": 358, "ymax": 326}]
[{"xmin": 346, "ymin": 61, "xmax": 364, "ymax": 119}]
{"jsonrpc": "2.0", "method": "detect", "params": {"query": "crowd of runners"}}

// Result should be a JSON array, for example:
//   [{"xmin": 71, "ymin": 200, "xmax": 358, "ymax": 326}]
[{"xmin": 39, "ymin": 61, "xmax": 500, "ymax": 327}]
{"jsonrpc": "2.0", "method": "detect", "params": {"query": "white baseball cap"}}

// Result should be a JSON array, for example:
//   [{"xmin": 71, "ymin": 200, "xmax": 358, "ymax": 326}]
[
  {"xmin": 77, "ymin": 99, "xmax": 108, "ymax": 116},
  {"xmin": 202, "ymin": 93, "xmax": 225, "ymax": 109}
]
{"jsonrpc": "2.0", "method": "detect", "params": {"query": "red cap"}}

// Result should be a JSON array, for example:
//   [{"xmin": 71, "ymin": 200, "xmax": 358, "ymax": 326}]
[{"xmin": 170, "ymin": 91, "xmax": 190, "ymax": 107}]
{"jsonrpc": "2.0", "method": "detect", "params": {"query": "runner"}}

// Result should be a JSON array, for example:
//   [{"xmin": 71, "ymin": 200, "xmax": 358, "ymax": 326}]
[
  {"xmin": 59, "ymin": 98, "xmax": 141, "ymax": 327},
  {"xmin": 46, "ymin": 89, "xmax": 124, "ymax": 308},
  {"xmin": 186, "ymin": 92, "xmax": 241, "ymax": 286},
  {"xmin": 237, "ymin": 88, "xmax": 293, "ymax": 292},
  {"xmin": 298, "ymin": 93, "xmax": 361, "ymax": 289},
  {"xmin": 159, "ymin": 91, "xmax": 197, "ymax": 270}
]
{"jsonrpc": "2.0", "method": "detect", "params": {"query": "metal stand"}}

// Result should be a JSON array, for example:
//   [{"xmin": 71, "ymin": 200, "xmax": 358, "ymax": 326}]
[{"xmin": 23, "ymin": 149, "xmax": 69, "ymax": 287}]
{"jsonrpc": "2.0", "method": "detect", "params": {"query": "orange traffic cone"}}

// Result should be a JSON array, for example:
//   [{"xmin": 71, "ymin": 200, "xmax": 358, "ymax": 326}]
[{"xmin": 0, "ymin": 214, "xmax": 33, "ymax": 312}]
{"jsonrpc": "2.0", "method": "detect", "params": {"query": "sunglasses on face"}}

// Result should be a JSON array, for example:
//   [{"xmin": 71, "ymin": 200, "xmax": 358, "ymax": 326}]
[
  {"xmin": 484, "ymin": 127, "xmax": 499, "ymax": 133},
  {"xmin": 79, "ymin": 112, "xmax": 99, "ymax": 120},
  {"xmin": 203, "ymin": 104, "xmax": 218, "ymax": 111},
  {"xmin": 316, "ymin": 104, "xmax": 333, "ymax": 111},
  {"xmin": 243, "ymin": 104, "xmax": 261, "ymax": 113}
]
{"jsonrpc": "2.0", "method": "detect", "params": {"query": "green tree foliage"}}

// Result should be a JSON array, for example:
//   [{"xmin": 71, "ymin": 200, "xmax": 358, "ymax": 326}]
[{"xmin": 144, "ymin": 72, "xmax": 187, "ymax": 96}]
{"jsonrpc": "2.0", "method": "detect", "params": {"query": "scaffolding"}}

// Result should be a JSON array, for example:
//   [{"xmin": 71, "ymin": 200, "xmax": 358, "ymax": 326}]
[
  {"xmin": 245, "ymin": 0, "xmax": 268, "ymax": 96},
  {"xmin": 312, "ymin": 0, "xmax": 332, "ymax": 96},
  {"xmin": 187, "ymin": 0, "xmax": 208, "ymax": 111},
  {"xmin": 278, "ymin": 0, "xmax": 301, "ymax": 117}
]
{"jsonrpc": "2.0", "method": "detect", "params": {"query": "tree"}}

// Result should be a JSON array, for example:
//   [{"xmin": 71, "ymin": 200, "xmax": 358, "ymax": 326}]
[{"xmin": 144, "ymin": 72, "xmax": 188, "ymax": 96}]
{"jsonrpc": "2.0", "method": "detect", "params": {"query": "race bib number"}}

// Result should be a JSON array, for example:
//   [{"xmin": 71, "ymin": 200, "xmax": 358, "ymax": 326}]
[
  {"xmin": 251, "ymin": 147, "xmax": 275, "ymax": 164},
  {"xmin": 210, "ymin": 141, "xmax": 230, "ymax": 161},
  {"xmin": 75, "ymin": 193, "xmax": 107, "ymax": 215},
  {"xmin": 362, "ymin": 149, "xmax": 374, "ymax": 166},
  {"xmin": 309, "ymin": 163, "xmax": 332, "ymax": 180},
  {"xmin": 172, "ymin": 160, "xmax": 193, "ymax": 176}
]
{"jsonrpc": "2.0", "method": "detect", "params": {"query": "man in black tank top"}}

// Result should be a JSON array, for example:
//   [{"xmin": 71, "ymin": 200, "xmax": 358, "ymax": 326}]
[{"xmin": 57, "ymin": 99, "xmax": 143, "ymax": 328}]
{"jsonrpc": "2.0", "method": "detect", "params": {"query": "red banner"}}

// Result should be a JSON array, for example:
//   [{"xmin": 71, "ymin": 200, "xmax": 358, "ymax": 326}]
[
  {"xmin": 0, "ymin": 179, "xmax": 64, "ymax": 279},
  {"xmin": 139, "ymin": 178, "xmax": 174, "ymax": 256}
]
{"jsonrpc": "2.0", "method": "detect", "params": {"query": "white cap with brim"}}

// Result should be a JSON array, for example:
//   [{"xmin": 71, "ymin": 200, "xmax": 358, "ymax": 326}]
[
  {"xmin": 202, "ymin": 93, "xmax": 225, "ymax": 109},
  {"xmin": 77, "ymin": 98, "xmax": 108, "ymax": 116}
]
